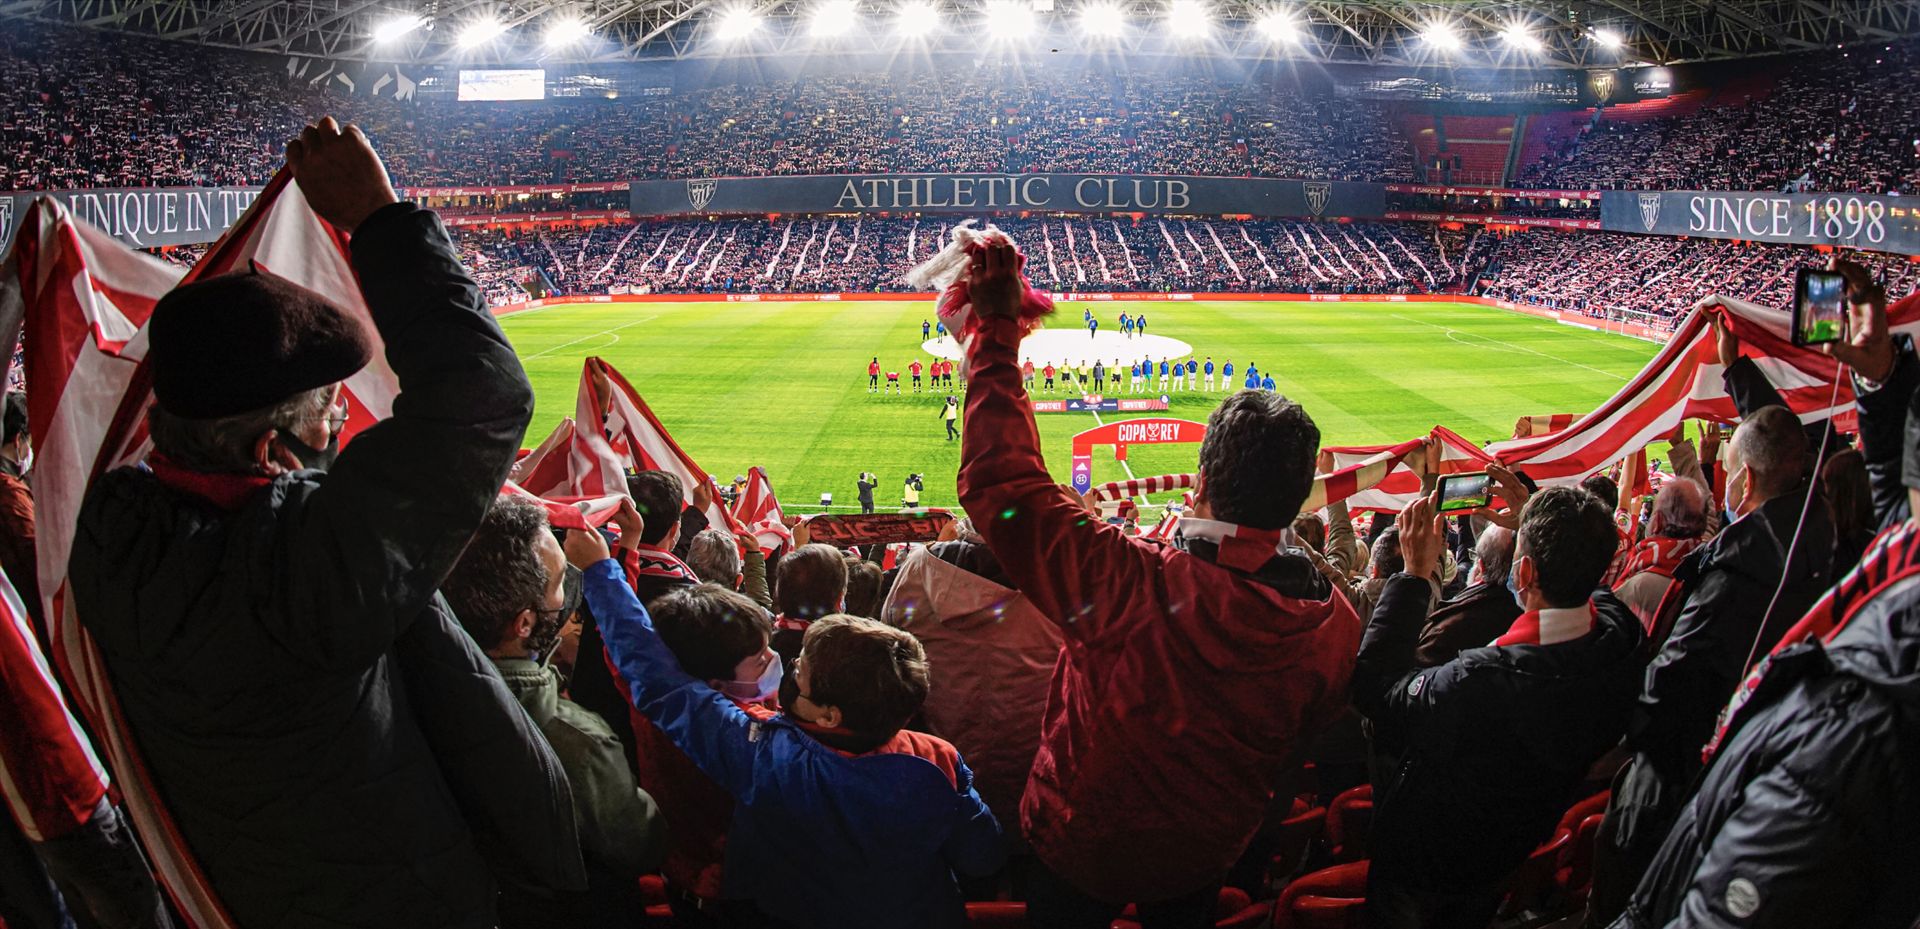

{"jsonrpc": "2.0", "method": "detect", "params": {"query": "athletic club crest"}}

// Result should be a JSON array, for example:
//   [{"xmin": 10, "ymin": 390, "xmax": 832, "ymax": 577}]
[
  {"xmin": 1638, "ymin": 193, "xmax": 1663, "ymax": 232},
  {"xmin": 1304, "ymin": 182, "xmax": 1333, "ymax": 217},
  {"xmin": 686, "ymin": 179, "xmax": 718, "ymax": 212},
  {"xmin": 0, "ymin": 197, "xmax": 14, "ymax": 250}
]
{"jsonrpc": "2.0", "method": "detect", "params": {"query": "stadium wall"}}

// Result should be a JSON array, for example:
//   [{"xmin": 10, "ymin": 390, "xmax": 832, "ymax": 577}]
[{"xmin": 492, "ymin": 292, "xmax": 1673, "ymax": 343}]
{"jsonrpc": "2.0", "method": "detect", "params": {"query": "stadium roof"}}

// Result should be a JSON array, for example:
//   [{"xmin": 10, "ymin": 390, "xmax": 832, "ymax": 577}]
[{"xmin": 4, "ymin": 0, "xmax": 1918, "ymax": 66}]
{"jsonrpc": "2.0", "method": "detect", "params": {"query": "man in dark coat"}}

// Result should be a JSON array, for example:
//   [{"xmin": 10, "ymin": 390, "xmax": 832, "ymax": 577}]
[
  {"xmin": 1414, "ymin": 525, "xmax": 1521, "ymax": 667},
  {"xmin": 66, "ymin": 119, "xmax": 582, "ymax": 929},
  {"xmin": 1353, "ymin": 487, "xmax": 1645, "ymax": 929}
]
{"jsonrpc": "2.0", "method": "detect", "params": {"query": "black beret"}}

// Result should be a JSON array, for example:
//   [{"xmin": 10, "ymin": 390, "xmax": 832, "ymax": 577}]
[{"xmin": 149, "ymin": 265, "xmax": 374, "ymax": 421}]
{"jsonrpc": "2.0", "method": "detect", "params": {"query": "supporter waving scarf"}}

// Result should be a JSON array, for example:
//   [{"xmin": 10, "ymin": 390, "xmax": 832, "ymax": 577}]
[{"xmin": 905, "ymin": 220, "xmax": 1054, "ymax": 348}]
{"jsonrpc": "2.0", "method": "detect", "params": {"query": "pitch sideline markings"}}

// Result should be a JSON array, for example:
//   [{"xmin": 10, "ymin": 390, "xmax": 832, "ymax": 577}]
[
  {"xmin": 521, "ymin": 314, "xmax": 660, "ymax": 360},
  {"xmin": 1389, "ymin": 313, "xmax": 1629, "ymax": 382},
  {"xmin": 1086, "ymin": 408, "xmax": 1148, "ymax": 507}
]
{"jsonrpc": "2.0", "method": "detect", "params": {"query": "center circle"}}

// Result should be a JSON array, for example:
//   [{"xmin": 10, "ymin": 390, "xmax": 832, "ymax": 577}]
[{"xmin": 921, "ymin": 329, "xmax": 1194, "ymax": 367}]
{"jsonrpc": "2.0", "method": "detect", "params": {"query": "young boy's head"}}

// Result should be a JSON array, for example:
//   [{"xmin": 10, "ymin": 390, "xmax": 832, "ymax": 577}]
[
  {"xmin": 790, "ymin": 615, "xmax": 929, "ymax": 738},
  {"xmin": 650, "ymin": 583, "xmax": 778, "ymax": 700}
]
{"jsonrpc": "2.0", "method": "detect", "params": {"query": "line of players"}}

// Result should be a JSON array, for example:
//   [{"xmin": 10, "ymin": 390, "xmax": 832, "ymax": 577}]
[
  {"xmin": 869, "ymin": 354, "xmax": 1278, "ymax": 395},
  {"xmin": 1080, "ymin": 307, "xmax": 1151, "ymax": 338}
]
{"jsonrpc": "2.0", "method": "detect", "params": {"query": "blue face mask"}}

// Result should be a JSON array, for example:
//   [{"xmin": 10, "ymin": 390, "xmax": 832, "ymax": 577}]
[
  {"xmin": 719, "ymin": 652, "xmax": 783, "ymax": 703},
  {"xmin": 1506, "ymin": 563, "xmax": 1525, "ymax": 604}
]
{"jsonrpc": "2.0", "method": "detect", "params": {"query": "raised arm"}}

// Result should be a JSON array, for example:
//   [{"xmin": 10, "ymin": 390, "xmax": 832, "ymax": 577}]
[
  {"xmin": 1349, "ymin": 496, "xmax": 1452, "ymax": 725},
  {"xmin": 278, "ymin": 121, "xmax": 534, "ymax": 668},
  {"xmin": 955, "ymin": 244, "xmax": 1155, "ymax": 640}
]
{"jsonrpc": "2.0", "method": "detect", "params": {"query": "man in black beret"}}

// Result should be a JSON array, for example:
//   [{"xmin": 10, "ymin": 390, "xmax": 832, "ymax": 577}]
[{"xmin": 67, "ymin": 118, "xmax": 583, "ymax": 929}]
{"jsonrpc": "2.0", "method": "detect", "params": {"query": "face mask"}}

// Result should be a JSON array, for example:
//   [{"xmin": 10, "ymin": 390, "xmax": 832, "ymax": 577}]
[
  {"xmin": 1506, "ymin": 559, "xmax": 1526, "ymax": 604},
  {"xmin": 278, "ymin": 423, "xmax": 342, "ymax": 472},
  {"xmin": 530, "ymin": 566, "xmax": 584, "ymax": 657},
  {"xmin": 1722, "ymin": 465, "xmax": 1749, "ymax": 523},
  {"xmin": 719, "ymin": 652, "xmax": 783, "ymax": 703}
]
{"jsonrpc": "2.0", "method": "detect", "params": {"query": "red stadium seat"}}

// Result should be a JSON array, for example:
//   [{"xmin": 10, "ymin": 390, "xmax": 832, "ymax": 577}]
[
  {"xmin": 1110, "ymin": 888, "xmax": 1267, "ymax": 929},
  {"xmin": 1499, "ymin": 828, "xmax": 1574, "ymax": 918},
  {"xmin": 1556, "ymin": 813, "xmax": 1608, "ymax": 906},
  {"xmin": 1270, "ymin": 798, "xmax": 1329, "ymax": 883},
  {"xmin": 1272, "ymin": 861, "xmax": 1369, "ymax": 929},
  {"xmin": 1555, "ymin": 790, "xmax": 1611, "ymax": 838},
  {"xmin": 1325, "ymin": 785, "xmax": 1374, "ymax": 864},
  {"xmin": 966, "ymin": 901, "xmax": 1030, "ymax": 927},
  {"xmin": 637, "ymin": 874, "xmax": 674, "ymax": 925}
]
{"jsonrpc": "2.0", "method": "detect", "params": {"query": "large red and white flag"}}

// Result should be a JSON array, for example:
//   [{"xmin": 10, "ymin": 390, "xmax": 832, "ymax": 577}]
[
  {"xmin": 1490, "ymin": 295, "xmax": 1920, "ymax": 484},
  {"xmin": 569, "ymin": 356, "xmax": 728, "ymax": 528},
  {"xmin": 1326, "ymin": 428, "xmax": 1495, "ymax": 512},
  {"xmin": 509, "ymin": 417, "xmax": 577, "ymax": 498},
  {"xmin": 0, "ymin": 566, "xmax": 109, "ymax": 844},
  {"xmin": 0, "ymin": 171, "xmax": 393, "ymax": 929},
  {"xmin": 501, "ymin": 481, "xmax": 625, "ymax": 531},
  {"xmin": 731, "ymin": 466, "xmax": 792, "ymax": 551}
]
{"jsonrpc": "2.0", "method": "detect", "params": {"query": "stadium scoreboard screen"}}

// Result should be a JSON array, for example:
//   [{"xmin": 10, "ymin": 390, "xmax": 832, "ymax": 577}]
[{"xmin": 458, "ymin": 69, "xmax": 546, "ymax": 102}]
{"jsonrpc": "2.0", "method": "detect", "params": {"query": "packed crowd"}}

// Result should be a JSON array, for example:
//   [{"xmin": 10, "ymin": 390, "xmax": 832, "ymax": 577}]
[
  {"xmin": 1474, "ymin": 230, "xmax": 1920, "ymax": 328},
  {"xmin": 1520, "ymin": 44, "xmax": 1920, "ymax": 194},
  {"xmin": 450, "ymin": 217, "xmax": 1475, "ymax": 302},
  {"xmin": 5, "ymin": 119, "xmax": 1915, "ymax": 929}
]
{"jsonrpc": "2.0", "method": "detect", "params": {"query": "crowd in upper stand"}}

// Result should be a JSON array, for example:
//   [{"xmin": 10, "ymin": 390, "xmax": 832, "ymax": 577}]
[{"xmin": 5, "ymin": 22, "xmax": 1920, "ymax": 194}]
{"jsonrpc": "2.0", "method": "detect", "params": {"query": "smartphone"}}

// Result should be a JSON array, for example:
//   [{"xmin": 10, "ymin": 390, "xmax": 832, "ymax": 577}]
[
  {"xmin": 1792, "ymin": 267, "xmax": 1849, "ymax": 347},
  {"xmin": 1437, "ymin": 472, "xmax": 1493, "ymax": 513},
  {"xmin": 802, "ymin": 511, "xmax": 955, "ymax": 547}
]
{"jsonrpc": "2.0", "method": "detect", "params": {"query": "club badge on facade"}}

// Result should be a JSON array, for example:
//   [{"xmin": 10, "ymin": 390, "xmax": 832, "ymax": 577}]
[
  {"xmin": 687, "ymin": 179, "xmax": 718, "ymax": 212},
  {"xmin": 1304, "ymin": 181, "xmax": 1333, "ymax": 217},
  {"xmin": 1638, "ymin": 192, "xmax": 1663, "ymax": 232}
]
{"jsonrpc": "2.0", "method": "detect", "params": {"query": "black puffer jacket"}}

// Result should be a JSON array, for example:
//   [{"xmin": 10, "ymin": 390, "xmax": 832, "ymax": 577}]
[
  {"xmin": 68, "ymin": 204, "xmax": 582, "ymax": 929},
  {"xmin": 1612, "ymin": 571, "xmax": 1920, "ymax": 929},
  {"xmin": 1352, "ymin": 576, "xmax": 1646, "ymax": 893}
]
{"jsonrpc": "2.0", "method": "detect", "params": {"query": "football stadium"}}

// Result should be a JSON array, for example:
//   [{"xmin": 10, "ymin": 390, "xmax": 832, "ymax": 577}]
[{"xmin": 3, "ymin": 2, "xmax": 1919, "ymax": 928}]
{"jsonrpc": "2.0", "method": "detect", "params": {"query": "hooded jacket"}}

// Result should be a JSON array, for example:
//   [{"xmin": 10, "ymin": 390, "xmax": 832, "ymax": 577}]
[
  {"xmin": 67, "ymin": 203, "xmax": 581, "ymax": 929},
  {"xmin": 957, "ymin": 313, "xmax": 1360, "ymax": 902},
  {"xmin": 1353, "ymin": 577, "xmax": 1646, "ymax": 893},
  {"xmin": 881, "ymin": 541, "xmax": 1063, "ymax": 833},
  {"xmin": 1612, "ymin": 569, "xmax": 1920, "ymax": 929}
]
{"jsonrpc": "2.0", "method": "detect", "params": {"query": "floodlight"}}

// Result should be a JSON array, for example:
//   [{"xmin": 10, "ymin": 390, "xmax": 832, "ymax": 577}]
[
  {"xmin": 713, "ymin": 7, "xmax": 762, "ymax": 40},
  {"xmin": 811, "ymin": 0, "xmax": 859, "ymax": 37},
  {"xmin": 458, "ymin": 17, "xmax": 508, "ymax": 47},
  {"xmin": 545, "ymin": 17, "xmax": 592, "ymax": 46},
  {"xmin": 1592, "ymin": 28, "xmax": 1624, "ymax": 49},
  {"xmin": 1255, "ymin": 10, "xmax": 1298, "ymax": 42},
  {"xmin": 1167, "ymin": 0, "xmax": 1210, "ymax": 39},
  {"xmin": 1421, "ymin": 21, "xmax": 1460, "ymax": 51},
  {"xmin": 983, "ymin": 0, "xmax": 1033, "ymax": 40},
  {"xmin": 1501, "ymin": 24, "xmax": 1541, "ymax": 51},
  {"xmin": 1079, "ymin": 2, "xmax": 1125, "ymax": 37},
  {"xmin": 895, "ymin": 0, "xmax": 940, "ymax": 35},
  {"xmin": 372, "ymin": 14, "xmax": 427, "ymax": 43}
]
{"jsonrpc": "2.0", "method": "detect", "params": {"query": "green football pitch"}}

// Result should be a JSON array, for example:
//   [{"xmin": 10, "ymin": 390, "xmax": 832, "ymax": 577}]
[{"xmin": 498, "ymin": 300, "xmax": 1658, "ymax": 510}]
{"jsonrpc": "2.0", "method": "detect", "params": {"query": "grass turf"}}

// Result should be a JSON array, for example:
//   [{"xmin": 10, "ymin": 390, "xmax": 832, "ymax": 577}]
[{"xmin": 499, "ymin": 300, "xmax": 1658, "ymax": 510}]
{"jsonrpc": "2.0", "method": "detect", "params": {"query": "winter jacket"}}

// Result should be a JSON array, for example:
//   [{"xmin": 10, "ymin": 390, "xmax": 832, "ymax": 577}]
[
  {"xmin": 1413, "ymin": 580, "xmax": 1523, "ymax": 667},
  {"xmin": 881, "ymin": 541, "xmax": 1063, "ymax": 834},
  {"xmin": 493, "ymin": 657, "xmax": 666, "ymax": 926},
  {"xmin": 571, "ymin": 541, "xmax": 699, "ymax": 777},
  {"xmin": 67, "ymin": 203, "xmax": 583, "ymax": 929},
  {"xmin": 584, "ymin": 559, "xmax": 1004, "ymax": 927},
  {"xmin": 1611, "ymin": 568, "xmax": 1920, "ymax": 929},
  {"xmin": 1352, "ymin": 576, "xmax": 1645, "ymax": 894},
  {"xmin": 957, "ymin": 314, "xmax": 1360, "ymax": 902},
  {"xmin": 630, "ymin": 694, "xmax": 777, "ymax": 901}
]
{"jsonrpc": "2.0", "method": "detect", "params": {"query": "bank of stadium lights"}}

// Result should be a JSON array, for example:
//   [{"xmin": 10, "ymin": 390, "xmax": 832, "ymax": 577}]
[
  {"xmin": 1254, "ymin": 10, "xmax": 1300, "ymax": 43},
  {"xmin": 1591, "ymin": 28, "xmax": 1624, "ymax": 50},
  {"xmin": 713, "ymin": 7, "xmax": 762, "ymax": 41},
  {"xmin": 458, "ymin": 17, "xmax": 509, "ymax": 47},
  {"xmin": 983, "ymin": 0, "xmax": 1035, "ymax": 41},
  {"xmin": 895, "ymin": 1, "xmax": 941, "ymax": 37},
  {"xmin": 544, "ymin": 17, "xmax": 592, "ymax": 46},
  {"xmin": 1078, "ymin": 2, "xmax": 1126, "ymax": 38},
  {"xmin": 372, "ymin": 14, "xmax": 427, "ymax": 44},
  {"xmin": 1167, "ymin": 0, "xmax": 1210, "ymax": 40},
  {"xmin": 810, "ymin": 0, "xmax": 860, "ymax": 38},
  {"xmin": 1421, "ymin": 20, "xmax": 1461, "ymax": 52},
  {"xmin": 1501, "ymin": 24, "xmax": 1542, "ymax": 53}
]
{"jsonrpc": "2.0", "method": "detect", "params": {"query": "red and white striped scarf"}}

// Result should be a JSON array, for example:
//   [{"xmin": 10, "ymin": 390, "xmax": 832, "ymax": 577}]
[
  {"xmin": 1492, "ymin": 604, "xmax": 1598, "ymax": 647},
  {"xmin": 1614, "ymin": 535, "xmax": 1707, "ymax": 585}
]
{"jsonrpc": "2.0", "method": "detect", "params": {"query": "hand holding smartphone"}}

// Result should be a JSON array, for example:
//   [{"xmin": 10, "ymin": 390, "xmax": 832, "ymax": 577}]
[{"xmin": 1792, "ymin": 267, "xmax": 1850, "ymax": 347}]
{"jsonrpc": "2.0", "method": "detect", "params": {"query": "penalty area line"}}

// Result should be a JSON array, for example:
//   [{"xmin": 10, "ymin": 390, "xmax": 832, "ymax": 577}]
[{"xmin": 522, "ymin": 315, "xmax": 659, "ymax": 360}]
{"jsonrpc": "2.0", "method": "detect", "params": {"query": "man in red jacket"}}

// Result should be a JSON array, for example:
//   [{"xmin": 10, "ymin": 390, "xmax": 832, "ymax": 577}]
[{"xmin": 956, "ymin": 243, "xmax": 1360, "ymax": 927}]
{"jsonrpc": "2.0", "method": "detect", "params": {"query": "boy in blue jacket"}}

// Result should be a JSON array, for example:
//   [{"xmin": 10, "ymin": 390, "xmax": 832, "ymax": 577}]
[{"xmin": 575, "ymin": 527, "xmax": 1004, "ymax": 928}]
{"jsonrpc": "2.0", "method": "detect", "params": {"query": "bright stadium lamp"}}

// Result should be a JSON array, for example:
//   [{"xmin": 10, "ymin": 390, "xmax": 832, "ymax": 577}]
[
  {"xmin": 1421, "ymin": 20, "xmax": 1460, "ymax": 52},
  {"xmin": 1592, "ymin": 28, "xmax": 1624, "ymax": 49},
  {"xmin": 545, "ymin": 17, "xmax": 592, "ymax": 46},
  {"xmin": 713, "ymin": 7, "xmax": 762, "ymax": 40},
  {"xmin": 372, "ymin": 14, "xmax": 427, "ymax": 43},
  {"xmin": 810, "ymin": 0, "xmax": 860, "ymax": 37},
  {"xmin": 1255, "ymin": 9, "xmax": 1299, "ymax": 43},
  {"xmin": 1167, "ymin": 0, "xmax": 1210, "ymax": 39},
  {"xmin": 983, "ymin": 0, "xmax": 1033, "ymax": 41},
  {"xmin": 896, "ymin": 0, "xmax": 941, "ymax": 36},
  {"xmin": 458, "ymin": 17, "xmax": 508, "ymax": 47},
  {"xmin": 1078, "ymin": 2, "xmax": 1125, "ymax": 37},
  {"xmin": 1501, "ymin": 24, "xmax": 1541, "ymax": 52}
]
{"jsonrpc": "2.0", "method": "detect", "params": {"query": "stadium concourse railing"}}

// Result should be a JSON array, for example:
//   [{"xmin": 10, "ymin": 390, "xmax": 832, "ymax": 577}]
[{"xmin": 490, "ymin": 292, "xmax": 1674, "ymax": 343}]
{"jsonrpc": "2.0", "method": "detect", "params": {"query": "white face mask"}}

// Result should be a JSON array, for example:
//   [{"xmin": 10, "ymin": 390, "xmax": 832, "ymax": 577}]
[
  {"xmin": 1723, "ymin": 465, "xmax": 1750, "ymax": 521},
  {"xmin": 718, "ymin": 652, "xmax": 783, "ymax": 703}
]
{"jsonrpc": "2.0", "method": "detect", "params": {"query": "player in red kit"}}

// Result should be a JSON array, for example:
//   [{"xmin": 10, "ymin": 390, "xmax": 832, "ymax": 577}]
[
  {"xmin": 867, "ymin": 357, "xmax": 880, "ymax": 393},
  {"xmin": 1022, "ymin": 359, "xmax": 1036, "ymax": 390},
  {"xmin": 1043, "ymin": 362, "xmax": 1056, "ymax": 392},
  {"xmin": 910, "ymin": 359, "xmax": 924, "ymax": 392}
]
